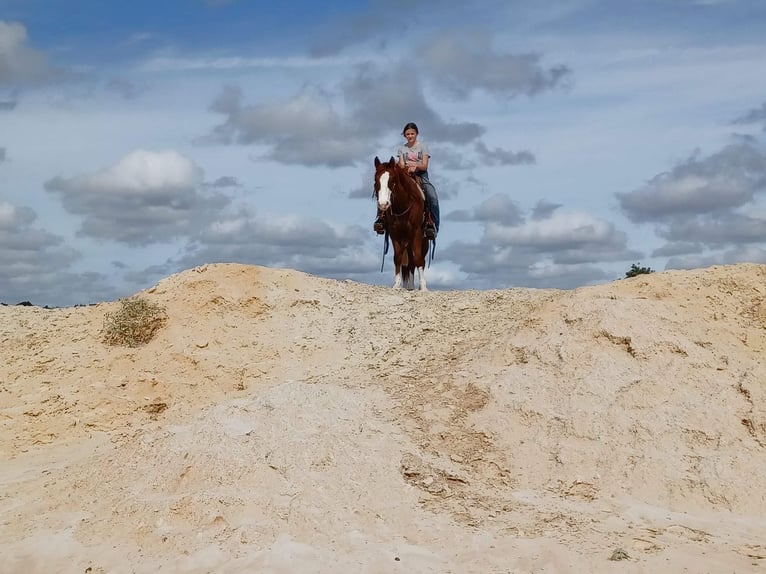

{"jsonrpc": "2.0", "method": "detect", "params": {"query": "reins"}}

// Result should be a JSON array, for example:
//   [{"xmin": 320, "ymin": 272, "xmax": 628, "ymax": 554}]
[
  {"xmin": 388, "ymin": 170, "xmax": 419, "ymax": 217},
  {"xmin": 391, "ymin": 200, "xmax": 415, "ymax": 217},
  {"xmin": 380, "ymin": 228, "xmax": 389, "ymax": 272}
]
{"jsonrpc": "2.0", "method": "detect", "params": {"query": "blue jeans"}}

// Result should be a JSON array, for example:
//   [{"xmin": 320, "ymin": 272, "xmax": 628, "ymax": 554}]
[{"xmin": 417, "ymin": 172, "xmax": 440, "ymax": 231}]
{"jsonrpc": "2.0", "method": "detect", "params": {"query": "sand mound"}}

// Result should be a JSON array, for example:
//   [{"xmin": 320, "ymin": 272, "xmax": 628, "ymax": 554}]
[{"xmin": 1, "ymin": 263, "xmax": 765, "ymax": 573}]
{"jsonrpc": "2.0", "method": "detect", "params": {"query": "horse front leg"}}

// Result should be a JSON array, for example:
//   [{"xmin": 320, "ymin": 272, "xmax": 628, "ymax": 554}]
[
  {"xmin": 392, "ymin": 241, "xmax": 404, "ymax": 289},
  {"xmin": 411, "ymin": 233, "xmax": 428, "ymax": 291},
  {"xmin": 405, "ymin": 247, "xmax": 416, "ymax": 290},
  {"xmin": 416, "ymin": 266, "xmax": 428, "ymax": 291}
]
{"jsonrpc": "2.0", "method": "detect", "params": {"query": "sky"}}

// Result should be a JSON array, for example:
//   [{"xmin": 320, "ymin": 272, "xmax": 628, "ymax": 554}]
[{"xmin": 1, "ymin": 0, "xmax": 766, "ymax": 306}]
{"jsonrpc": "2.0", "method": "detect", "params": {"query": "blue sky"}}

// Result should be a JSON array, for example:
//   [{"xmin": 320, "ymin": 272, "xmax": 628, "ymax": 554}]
[{"xmin": 2, "ymin": 0, "xmax": 766, "ymax": 306}]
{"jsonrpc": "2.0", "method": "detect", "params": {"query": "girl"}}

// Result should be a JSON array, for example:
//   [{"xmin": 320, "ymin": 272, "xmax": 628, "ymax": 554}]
[{"xmin": 374, "ymin": 122, "xmax": 440, "ymax": 239}]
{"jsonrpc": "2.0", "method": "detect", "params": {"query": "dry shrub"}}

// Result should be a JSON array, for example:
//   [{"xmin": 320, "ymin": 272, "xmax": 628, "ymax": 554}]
[{"xmin": 102, "ymin": 297, "xmax": 168, "ymax": 347}]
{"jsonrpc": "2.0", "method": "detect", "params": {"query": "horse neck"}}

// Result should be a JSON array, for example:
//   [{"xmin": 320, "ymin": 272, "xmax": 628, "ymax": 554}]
[{"xmin": 392, "ymin": 169, "xmax": 420, "ymax": 207}]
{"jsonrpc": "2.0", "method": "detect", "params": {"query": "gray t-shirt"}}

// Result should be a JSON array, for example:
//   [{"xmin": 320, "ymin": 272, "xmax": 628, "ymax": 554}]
[{"xmin": 397, "ymin": 141, "xmax": 430, "ymax": 175}]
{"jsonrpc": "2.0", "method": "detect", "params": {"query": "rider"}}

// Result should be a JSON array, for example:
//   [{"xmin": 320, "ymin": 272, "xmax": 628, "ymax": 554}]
[{"xmin": 374, "ymin": 122, "xmax": 440, "ymax": 240}]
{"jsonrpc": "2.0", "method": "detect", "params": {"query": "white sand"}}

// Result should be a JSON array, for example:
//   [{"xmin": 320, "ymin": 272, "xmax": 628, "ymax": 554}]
[{"xmin": 1, "ymin": 263, "xmax": 765, "ymax": 573}]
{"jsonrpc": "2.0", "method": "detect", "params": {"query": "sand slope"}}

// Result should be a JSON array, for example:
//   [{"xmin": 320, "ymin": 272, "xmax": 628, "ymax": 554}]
[{"xmin": 1, "ymin": 263, "xmax": 765, "ymax": 573}]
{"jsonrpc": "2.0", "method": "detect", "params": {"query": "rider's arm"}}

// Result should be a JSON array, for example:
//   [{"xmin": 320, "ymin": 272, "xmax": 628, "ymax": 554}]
[{"xmin": 409, "ymin": 154, "xmax": 429, "ymax": 173}]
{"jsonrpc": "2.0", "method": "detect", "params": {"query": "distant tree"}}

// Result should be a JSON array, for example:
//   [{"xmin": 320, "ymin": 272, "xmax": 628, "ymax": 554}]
[{"xmin": 625, "ymin": 263, "xmax": 653, "ymax": 278}]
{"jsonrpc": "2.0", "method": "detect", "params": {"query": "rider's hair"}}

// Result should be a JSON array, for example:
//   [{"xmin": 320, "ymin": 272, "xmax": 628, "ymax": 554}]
[{"xmin": 402, "ymin": 122, "xmax": 419, "ymax": 135}]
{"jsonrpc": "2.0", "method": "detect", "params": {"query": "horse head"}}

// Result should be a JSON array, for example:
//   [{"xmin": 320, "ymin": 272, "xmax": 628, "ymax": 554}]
[{"xmin": 373, "ymin": 156, "xmax": 398, "ymax": 212}]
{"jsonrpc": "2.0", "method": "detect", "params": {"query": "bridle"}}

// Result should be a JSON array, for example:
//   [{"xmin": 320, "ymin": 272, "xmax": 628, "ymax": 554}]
[{"xmin": 377, "ymin": 167, "xmax": 415, "ymax": 217}]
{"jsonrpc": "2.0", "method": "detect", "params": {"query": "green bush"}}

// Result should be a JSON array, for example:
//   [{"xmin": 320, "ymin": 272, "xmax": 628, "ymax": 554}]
[
  {"xmin": 102, "ymin": 297, "xmax": 168, "ymax": 347},
  {"xmin": 625, "ymin": 263, "xmax": 654, "ymax": 278}
]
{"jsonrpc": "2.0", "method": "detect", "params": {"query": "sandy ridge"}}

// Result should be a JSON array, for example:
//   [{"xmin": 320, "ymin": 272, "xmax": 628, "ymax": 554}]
[{"xmin": 1, "ymin": 263, "xmax": 765, "ymax": 573}]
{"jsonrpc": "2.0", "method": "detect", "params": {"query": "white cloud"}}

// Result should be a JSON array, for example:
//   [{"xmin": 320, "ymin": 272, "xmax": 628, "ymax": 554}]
[
  {"xmin": 618, "ymin": 143, "xmax": 766, "ymax": 222},
  {"xmin": 0, "ymin": 20, "xmax": 53, "ymax": 86},
  {"xmin": 62, "ymin": 149, "xmax": 203, "ymax": 195},
  {"xmin": 0, "ymin": 201, "xmax": 35, "ymax": 228},
  {"xmin": 420, "ymin": 32, "xmax": 571, "ymax": 100},
  {"xmin": 44, "ymin": 150, "xmax": 229, "ymax": 245},
  {"xmin": 486, "ymin": 211, "xmax": 617, "ymax": 248}
]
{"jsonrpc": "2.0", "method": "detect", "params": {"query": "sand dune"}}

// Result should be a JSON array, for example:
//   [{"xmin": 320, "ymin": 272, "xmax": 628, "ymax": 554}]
[{"xmin": 1, "ymin": 263, "xmax": 765, "ymax": 573}]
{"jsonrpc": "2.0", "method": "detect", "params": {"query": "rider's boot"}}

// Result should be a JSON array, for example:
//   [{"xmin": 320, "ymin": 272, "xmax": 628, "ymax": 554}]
[
  {"xmin": 424, "ymin": 211, "xmax": 436, "ymax": 240},
  {"xmin": 373, "ymin": 211, "xmax": 385, "ymax": 235}
]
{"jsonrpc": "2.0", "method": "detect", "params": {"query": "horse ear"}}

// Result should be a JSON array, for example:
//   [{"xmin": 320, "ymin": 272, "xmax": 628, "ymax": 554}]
[
  {"xmin": 374, "ymin": 156, "xmax": 380, "ymax": 167},
  {"xmin": 388, "ymin": 157, "xmax": 396, "ymax": 167}
]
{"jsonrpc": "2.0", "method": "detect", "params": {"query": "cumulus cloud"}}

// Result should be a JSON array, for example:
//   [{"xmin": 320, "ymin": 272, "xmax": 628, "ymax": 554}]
[
  {"xmin": 420, "ymin": 33, "xmax": 571, "ymax": 100},
  {"xmin": 617, "ymin": 140, "xmax": 766, "ymax": 261},
  {"xmin": 732, "ymin": 101, "xmax": 766, "ymax": 124},
  {"xmin": 617, "ymin": 143, "xmax": 766, "ymax": 222},
  {"xmin": 656, "ymin": 212, "xmax": 766, "ymax": 246},
  {"xmin": 480, "ymin": 209, "xmax": 641, "ymax": 265},
  {"xmin": 666, "ymin": 245, "xmax": 766, "ymax": 270},
  {"xmin": 342, "ymin": 64, "xmax": 486, "ymax": 145},
  {"xmin": 44, "ymin": 150, "xmax": 230, "ymax": 245},
  {"xmin": 441, "ymin": 202, "xmax": 640, "ymax": 290},
  {"xmin": 486, "ymin": 210, "xmax": 619, "ymax": 249},
  {"xmin": 531, "ymin": 200, "xmax": 561, "ymax": 220},
  {"xmin": 732, "ymin": 101, "xmax": 766, "ymax": 131},
  {"xmin": 204, "ymin": 70, "xmax": 485, "ymax": 167},
  {"xmin": 447, "ymin": 194, "xmax": 524, "ymax": 225},
  {"xmin": 444, "ymin": 239, "xmax": 613, "ymax": 289},
  {"xmin": 205, "ymin": 176, "xmax": 241, "ymax": 189},
  {"xmin": 432, "ymin": 147, "xmax": 476, "ymax": 171},
  {"xmin": 0, "ymin": 202, "xmax": 36, "ymax": 229},
  {"xmin": 210, "ymin": 85, "xmax": 342, "ymax": 144},
  {"xmin": 204, "ymin": 85, "xmax": 372, "ymax": 167},
  {"xmin": 475, "ymin": 141, "xmax": 536, "ymax": 166},
  {"xmin": 172, "ymin": 208, "xmax": 378, "ymax": 280},
  {"xmin": 0, "ymin": 201, "xmax": 91, "ymax": 305},
  {"xmin": 0, "ymin": 21, "xmax": 57, "ymax": 86}
]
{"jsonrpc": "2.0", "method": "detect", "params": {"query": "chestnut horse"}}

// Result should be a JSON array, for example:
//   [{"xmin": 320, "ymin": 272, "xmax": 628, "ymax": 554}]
[{"xmin": 373, "ymin": 156, "xmax": 430, "ymax": 290}]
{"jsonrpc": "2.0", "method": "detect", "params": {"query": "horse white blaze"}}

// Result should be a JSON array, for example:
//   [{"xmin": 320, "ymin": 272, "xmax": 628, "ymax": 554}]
[{"xmin": 377, "ymin": 172, "xmax": 392, "ymax": 210}]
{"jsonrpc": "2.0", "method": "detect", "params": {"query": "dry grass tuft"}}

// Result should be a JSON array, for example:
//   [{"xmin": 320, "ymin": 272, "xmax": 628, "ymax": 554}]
[{"xmin": 102, "ymin": 297, "xmax": 168, "ymax": 347}]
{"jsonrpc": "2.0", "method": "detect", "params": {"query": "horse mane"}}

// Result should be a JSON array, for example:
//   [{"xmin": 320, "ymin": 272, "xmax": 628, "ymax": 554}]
[
  {"xmin": 381, "ymin": 160, "xmax": 425, "ymax": 203},
  {"xmin": 398, "ymin": 165, "xmax": 426, "ymax": 202}
]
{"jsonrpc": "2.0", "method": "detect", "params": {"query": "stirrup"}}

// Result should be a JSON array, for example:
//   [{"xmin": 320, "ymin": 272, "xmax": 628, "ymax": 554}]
[
  {"xmin": 424, "ymin": 224, "xmax": 436, "ymax": 240},
  {"xmin": 374, "ymin": 218, "xmax": 385, "ymax": 234}
]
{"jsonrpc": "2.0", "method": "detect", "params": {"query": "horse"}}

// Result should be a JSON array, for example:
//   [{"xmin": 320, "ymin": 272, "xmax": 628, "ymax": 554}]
[{"xmin": 373, "ymin": 156, "xmax": 430, "ymax": 291}]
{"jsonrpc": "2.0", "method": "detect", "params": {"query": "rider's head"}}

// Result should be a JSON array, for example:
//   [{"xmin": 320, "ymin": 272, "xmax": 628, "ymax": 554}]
[{"xmin": 402, "ymin": 122, "xmax": 419, "ymax": 136}]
